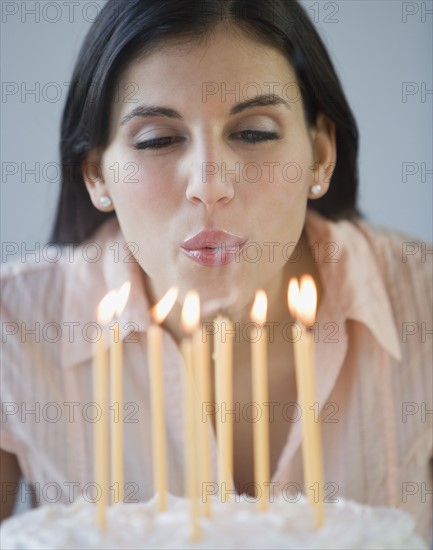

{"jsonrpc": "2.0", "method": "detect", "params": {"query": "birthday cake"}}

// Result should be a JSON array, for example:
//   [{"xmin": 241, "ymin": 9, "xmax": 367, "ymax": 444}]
[{"xmin": 0, "ymin": 493, "xmax": 427, "ymax": 549}]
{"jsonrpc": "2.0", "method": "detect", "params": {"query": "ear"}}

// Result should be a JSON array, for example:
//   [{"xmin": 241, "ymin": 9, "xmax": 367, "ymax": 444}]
[
  {"xmin": 82, "ymin": 147, "xmax": 114, "ymax": 212},
  {"xmin": 308, "ymin": 113, "xmax": 337, "ymax": 199}
]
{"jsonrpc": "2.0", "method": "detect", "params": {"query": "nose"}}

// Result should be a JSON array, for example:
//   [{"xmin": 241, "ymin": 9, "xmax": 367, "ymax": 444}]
[{"xmin": 184, "ymin": 140, "xmax": 235, "ymax": 208}]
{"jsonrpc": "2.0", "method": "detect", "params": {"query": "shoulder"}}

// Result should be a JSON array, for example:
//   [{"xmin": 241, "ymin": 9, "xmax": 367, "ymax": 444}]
[
  {"xmin": 1, "ymin": 217, "xmax": 122, "ymax": 321},
  {"xmin": 1, "ymin": 249, "xmax": 65, "ymax": 282},
  {"xmin": 1, "ymin": 248, "xmax": 70, "ymax": 322},
  {"xmin": 353, "ymin": 218, "xmax": 432, "ymax": 309},
  {"xmin": 352, "ymin": 219, "xmax": 432, "ymax": 372},
  {"xmin": 1, "ymin": 254, "xmax": 63, "ymax": 316},
  {"xmin": 308, "ymin": 209, "xmax": 432, "ymax": 299},
  {"xmin": 353, "ymin": 218, "xmax": 431, "ymax": 270},
  {"xmin": 306, "ymin": 210, "xmax": 432, "ymax": 353}
]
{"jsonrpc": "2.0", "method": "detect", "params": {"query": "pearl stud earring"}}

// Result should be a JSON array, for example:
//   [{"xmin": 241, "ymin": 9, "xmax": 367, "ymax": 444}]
[
  {"xmin": 99, "ymin": 196, "xmax": 112, "ymax": 208},
  {"xmin": 309, "ymin": 184, "xmax": 322, "ymax": 196}
]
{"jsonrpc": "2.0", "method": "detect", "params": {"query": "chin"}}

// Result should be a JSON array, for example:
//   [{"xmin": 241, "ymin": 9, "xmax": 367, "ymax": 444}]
[
  {"xmin": 198, "ymin": 284, "xmax": 258, "ymax": 321},
  {"xmin": 168, "ymin": 261, "xmax": 263, "ymax": 316}
]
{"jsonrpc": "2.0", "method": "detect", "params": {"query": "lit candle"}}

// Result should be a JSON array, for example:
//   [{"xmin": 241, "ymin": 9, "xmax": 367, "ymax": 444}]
[
  {"xmin": 288, "ymin": 276, "xmax": 324, "ymax": 528},
  {"xmin": 250, "ymin": 290, "xmax": 270, "ymax": 511},
  {"xmin": 95, "ymin": 290, "xmax": 117, "ymax": 529},
  {"xmin": 213, "ymin": 314, "xmax": 235, "ymax": 498},
  {"xmin": 110, "ymin": 281, "xmax": 131, "ymax": 504},
  {"xmin": 148, "ymin": 286, "xmax": 178, "ymax": 512},
  {"xmin": 193, "ymin": 320, "xmax": 212, "ymax": 517},
  {"xmin": 181, "ymin": 291, "xmax": 201, "ymax": 541},
  {"xmin": 288, "ymin": 279, "xmax": 313, "ymax": 506},
  {"xmin": 299, "ymin": 275, "xmax": 324, "ymax": 528}
]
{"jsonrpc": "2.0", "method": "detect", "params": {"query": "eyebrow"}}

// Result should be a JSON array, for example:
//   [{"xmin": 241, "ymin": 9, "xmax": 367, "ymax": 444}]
[
  {"xmin": 120, "ymin": 106, "xmax": 182, "ymax": 126},
  {"xmin": 119, "ymin": 94, "xmax": 291, "ymax": 126},
  {"xmin": 230, "ymin": 94, "xmax": 291, "ymax": 115}
]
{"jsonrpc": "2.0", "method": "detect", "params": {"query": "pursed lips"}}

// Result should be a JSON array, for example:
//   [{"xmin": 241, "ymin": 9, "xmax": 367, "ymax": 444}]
[{"xmin": 180, "ymin": 230, "xmax": 247, "ymax": 266}]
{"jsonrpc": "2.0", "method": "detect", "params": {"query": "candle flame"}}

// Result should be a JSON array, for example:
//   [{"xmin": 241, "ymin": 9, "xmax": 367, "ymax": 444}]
[
  {"xmin": 181, "ymin": 290, "xmax": 200, "ymax": 334},
  {"xmin": 287, "ymin": 278, "xmax": 300, "ymax": 319},
  {"xmin": 250, "ymin": 289, "xmax": 267, "ymax": 325},
  {"xmin": 299, "ymin": 275, "xmax": 317, "ymax": 327},
  {"xmin": 151, "ymin": 286, "xmax": 179, "ymax": 324},
  {"xmin": 287, "ymin": 276, "xmax": 317, "ymax": 327},
  {"xmin": 97, "ymin": 289, "xmax": 118, "ymax": 325},
  {"xmin": 116, "ymin": 281, "xmax": 131, "ymax": 316}
]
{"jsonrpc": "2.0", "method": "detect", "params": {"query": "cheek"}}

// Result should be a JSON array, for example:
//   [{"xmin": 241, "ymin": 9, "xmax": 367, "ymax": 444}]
[
  {"xmin": 252, "ymin": 141, "xmax": 313, "ymax": 207},
  {"xmin": 244, "ymin": 140, "xmax": 312, "ymax": 245},
  {"xmin": 102, "ymin": 152, "xmax": 179, "ymax": 225}
]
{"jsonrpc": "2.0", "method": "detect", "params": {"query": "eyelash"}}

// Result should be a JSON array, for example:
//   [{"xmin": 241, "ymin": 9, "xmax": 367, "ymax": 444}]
[
  {"xmin": 236, "ymin": 130, "xmax": 280, "ymax": 144},
  {"xmin": 134, "ymin": 136, "xmax": 182, "ymax": 150},
  {"xmin": 133, "ymin": 130, "xmax": 279, "ymax": 150}
]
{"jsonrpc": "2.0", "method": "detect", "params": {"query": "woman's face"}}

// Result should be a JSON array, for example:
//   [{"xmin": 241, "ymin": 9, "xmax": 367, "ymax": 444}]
[{"xmin": 85, "ymin": 26, "xmax": 334, "ymax": 315}]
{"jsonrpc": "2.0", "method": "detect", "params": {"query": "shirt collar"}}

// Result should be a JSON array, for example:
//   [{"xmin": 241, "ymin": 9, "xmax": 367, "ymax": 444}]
[
  {"xmin": 305, "ymin": 210, "xmax": 402, "ymax": 362},
  {"xmin": 60, "ymin": 212, "xmax": 402, "ymax": 369},
  {"xmin": 60, "ymin": 218, "xmax": 150, "ymax": 369}
]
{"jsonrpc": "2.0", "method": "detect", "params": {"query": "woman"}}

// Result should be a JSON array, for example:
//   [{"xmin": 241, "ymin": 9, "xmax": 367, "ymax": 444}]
[{"xmin": 1, "ymin": 0, "xmax": 431, "ymax": 543}]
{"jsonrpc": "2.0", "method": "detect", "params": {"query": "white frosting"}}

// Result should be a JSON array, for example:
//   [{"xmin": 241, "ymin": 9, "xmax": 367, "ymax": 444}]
[{"xmin": 0, "ymin": 493, "xmax": 427, "ymax": 550}]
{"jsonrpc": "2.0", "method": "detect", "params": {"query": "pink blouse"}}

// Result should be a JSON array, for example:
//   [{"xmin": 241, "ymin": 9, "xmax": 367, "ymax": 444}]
[{"xmin": 1, "ymin": 210, "xmax": 432, "ymax": 543}]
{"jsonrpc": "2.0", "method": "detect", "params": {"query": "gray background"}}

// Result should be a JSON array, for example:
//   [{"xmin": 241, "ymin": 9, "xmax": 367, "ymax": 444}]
[{"xmin": 1, "ymin": 0, "xmax": 432, "ymax": 258}]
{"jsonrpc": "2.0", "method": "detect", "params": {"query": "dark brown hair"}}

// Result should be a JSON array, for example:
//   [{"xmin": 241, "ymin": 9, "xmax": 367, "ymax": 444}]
[{"xmin": 50, "ymin": 0, "xmax": 360, "ymax": 245}]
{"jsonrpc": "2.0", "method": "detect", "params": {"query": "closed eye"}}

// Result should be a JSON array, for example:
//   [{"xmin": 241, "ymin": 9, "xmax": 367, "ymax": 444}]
[
  {"xmin": 134, "ymin": 130, "xmax": 279, "ymax": 150},
  {"xmin": 134, "ymin": 136, "xmax": 185, "ymax": 150},
  {"xmin": 234, "ymin": 130, "xmax": 280, "ymax": 144}
]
